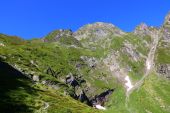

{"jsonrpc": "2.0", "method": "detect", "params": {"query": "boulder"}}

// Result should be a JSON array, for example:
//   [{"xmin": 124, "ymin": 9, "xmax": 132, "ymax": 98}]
[{"xmin": 32, "ymin": 75, "xmax": 39, "ymax": 82}]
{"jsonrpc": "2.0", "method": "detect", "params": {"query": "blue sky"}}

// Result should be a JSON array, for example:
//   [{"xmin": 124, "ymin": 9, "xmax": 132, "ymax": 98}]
[{"xmin": 0, "ymin": 0, "xmax": 170, "ymax": 39}]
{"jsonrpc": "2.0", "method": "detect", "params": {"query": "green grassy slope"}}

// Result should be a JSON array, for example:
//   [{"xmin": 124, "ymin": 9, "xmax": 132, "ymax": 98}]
[
  {"xmin": 0, "ymin": 61, "xmax": 100, "ymax": 113},
  {"xmin": 0, "ymin": 34, "xmax": 114, "ymax": 112},
  {"xmin": 128, "ymin": 73, "xmax": 170, "ymax": 113}
]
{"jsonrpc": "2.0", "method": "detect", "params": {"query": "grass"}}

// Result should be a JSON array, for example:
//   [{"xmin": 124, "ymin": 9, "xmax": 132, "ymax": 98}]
[
  {"xmin": 110, "ymin": 36, "xmax": 124, "ymax": 50},
  {"xmin": 103, "ymin": 72, "xmax": 170, "ymax": 113},
  {"xmin": 104, "ymin": 85, "xmax": 128, "ymax": 113},
  {"xmin": 0, "ymin": 61, "xmax": 100, "ymax": 113},
  {"xmin": 156, "ymin": 48, "xmax": 170, "ymax": 64},
  {"xmin": 128, "ymin": 72, "xmax": 170, "ymax": 113},
  {"xmin": 0, "ymin": 33, "xmax": 115, "ymax": 112}
]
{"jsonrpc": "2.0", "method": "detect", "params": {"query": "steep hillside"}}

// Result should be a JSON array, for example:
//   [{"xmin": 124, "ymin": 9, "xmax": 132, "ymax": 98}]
[{"xmin": 0, "ymin": 12, "xmax": 170, "ymax": 113}]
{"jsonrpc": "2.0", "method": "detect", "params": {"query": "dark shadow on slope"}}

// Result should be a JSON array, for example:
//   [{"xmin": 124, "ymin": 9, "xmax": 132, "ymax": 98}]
[{"xmin": 0, "ymin": 61, "xmax": 38, "ymax": 113}]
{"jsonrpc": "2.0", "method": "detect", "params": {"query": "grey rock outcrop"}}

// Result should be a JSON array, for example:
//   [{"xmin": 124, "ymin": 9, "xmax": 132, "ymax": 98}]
[
  {"xmin": 80, "ymin": 56, "xmax": 97, "ymax": 68},
  {"xmin": 123, "ymin": 41, "xmax": 140, "ymax": 61},
  {"xmin": 157, "ymin": 64, "xmax": 170, "ymax": 79}
]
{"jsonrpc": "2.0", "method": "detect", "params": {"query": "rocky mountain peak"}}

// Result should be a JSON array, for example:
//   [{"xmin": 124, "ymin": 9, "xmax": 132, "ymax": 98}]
[
  {"xmin": 85, "ymin": 22, "xmax": 116, "ymax": 29},
  {"xmin": 134, "ymin": 23, "xmax": 150, "ymax": 36},
  {"xmin": 74, "ymin": 22, "xmax": 124, "ymax": 41}
]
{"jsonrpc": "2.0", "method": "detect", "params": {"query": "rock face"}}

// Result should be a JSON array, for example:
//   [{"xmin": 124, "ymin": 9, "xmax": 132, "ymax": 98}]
[
  {"xmin": 90, "ymin": 89, "xmax": 114, "ymax": 106},
  {"xmin": 65, "ymin": 73, "xmax": 79, "ymax": 88},
  {"xmin": 78, "ymin": 90, "xmax": 90, "ymax": 104},
  {"xmin": 74, "ymin": 22, "xmax": 124, "ymax": 41}
]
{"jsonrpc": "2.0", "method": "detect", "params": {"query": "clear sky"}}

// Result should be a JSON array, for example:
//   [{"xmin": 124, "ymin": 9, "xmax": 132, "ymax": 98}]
[{"xmin": 0, "ymin": 0, "xmax": 170, "ymax": 39}]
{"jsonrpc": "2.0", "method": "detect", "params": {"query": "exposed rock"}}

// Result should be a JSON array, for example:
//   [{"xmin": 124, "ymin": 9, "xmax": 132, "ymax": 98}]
[
  {"xmin": 76, "ymin": 63, "xmax": 83, "ymax": 69},
  {"xmin": 32, "ymin": 75, "xmax": 39, "ymax": 82},
  {"xmin": 80, "ymin": 56, "xmax": 97, "ymax": 68},
  {"xmin": 134, "ymin": 23, "xmax": 150, "ymax": 36},
  {"xmin": 0, "ymin": 42, "xmax": 5, "ymax": 46},
  {"xmin": 42, "ymin": 80, "xmax": 61, "ymax": 90},
  {"xmin": 65, "ymin": 73, "xmax": 79, "ymax": 87},
  {"xmin": 74, "ymin": 22, "xmax": 125, "ymax": 41},
  {"xmin": 42, "ymin": 80, "xmax": 46, "ymax": 85},
  {"xmin": 78, "ymin": 90, "xmax": 90, "ymax": 104},
  {"xmin": 43, "ymin": 102, "xmax": 49, "ymax": 110},
  {"xmin": 157, "ymin": 64, "xmax": 170, "ymax": 79},
  {"xmin": 90, "ymin": 89, "xmax": 114, "ymax": 106},
  {"xmin": 0, "ymin": 55, "xmax": 7, "ymax": 60},
  {"xmin": 123, "ymin": 41, "xmax": 139, "ymax": 61},
  {"xmin": 134, "ymin": 23, "xmax": 159, "ymax": 39}
]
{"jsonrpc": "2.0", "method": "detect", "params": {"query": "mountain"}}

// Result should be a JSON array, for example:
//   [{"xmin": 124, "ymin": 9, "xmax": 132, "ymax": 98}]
[{"xmin": 0, "ymin": 12, "xmax": 170, "ymax": 113}]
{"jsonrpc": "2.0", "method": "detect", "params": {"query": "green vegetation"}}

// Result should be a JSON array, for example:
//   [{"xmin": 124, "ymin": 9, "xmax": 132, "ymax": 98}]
[
  {"xmin": 105, "ymin": 86, "xmax": 128, "ymax": 113},
  {"xmin": 0, "ymin": 33, "xmax": 114, "ymax": 113},
  {"xmin": 59, "ymin": 36, "xmax": 82, "ymax": 46},
  {"xmin": 110, "ymin": 36, "xmax": 124, "ymax": 50},
  {"xmin": 156, "ymin": 47, "xmax": 170, "ymax": 64},
  {"xmin": 0, "ymin": 33, "xmax": 26, "ymax": 45},
  {"xmin": 128, "ymin": 73, "xmax": 170, "ymax": 113},
  {"xmin": 0, "ymin": 61, "xmax": 99, "ymax": 113},
  {"xmin": 44, "ymin": 30, "xmax": 62, "ymax": 41}
]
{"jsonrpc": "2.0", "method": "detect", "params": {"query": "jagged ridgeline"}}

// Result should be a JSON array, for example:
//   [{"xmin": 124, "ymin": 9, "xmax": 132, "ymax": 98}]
[{"xmin": 0, "ymin": 12, "xmax": 170, "ymax": 113}]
